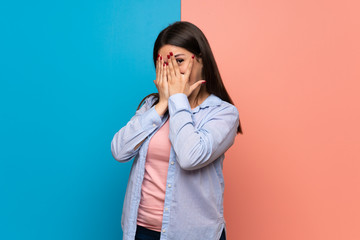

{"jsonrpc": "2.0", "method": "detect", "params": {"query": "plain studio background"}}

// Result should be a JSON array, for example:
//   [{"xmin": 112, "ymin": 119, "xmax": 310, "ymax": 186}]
[{"xmin": 1, "ymin": 0, "xmax": 359, "ymax": 239}]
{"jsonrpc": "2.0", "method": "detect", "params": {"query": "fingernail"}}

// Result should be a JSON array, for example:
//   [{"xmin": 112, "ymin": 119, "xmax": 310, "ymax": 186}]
[
  {"xmin": 166, "ymin": 62, "xmax": 168, "ymax": 65},
  {"xmin": 192, "ymin": 55, "xmax": 195, "ymax": 59},
  {"xmin": 167, "ymin": 55, "xmax": 170, "ymax": 59},
  {"xmin": 163, "ymin": 62, "xmax": 166, "ymax": 66},
  {"xmin": 202, "ymin": 81, "xmax": 206, "ymax": 84},
  {"xmin": 170, "ymin": 52, "xmax": 173, "ymax": 56},
  {"xmin": 160, "ymin": 56, "xmax": 162, "ymax": 60}
]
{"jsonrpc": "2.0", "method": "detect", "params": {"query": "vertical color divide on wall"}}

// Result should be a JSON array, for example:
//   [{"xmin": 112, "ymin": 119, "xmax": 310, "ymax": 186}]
[
  {"xmin": 182, "ymin": 0, "xmax": 360, "ymax": 240},
  {"xmin": 0, "ymin": 1, "xmax": 180, "ymax": 239}
]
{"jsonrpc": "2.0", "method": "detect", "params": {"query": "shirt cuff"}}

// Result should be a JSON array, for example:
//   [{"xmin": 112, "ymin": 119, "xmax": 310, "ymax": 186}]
[
  {"xmin": 140, "ymin": 105, "xmax": 162, "ymax": 132},
  {"xmin": 168, "ymin": 93, "xmax": 191, "ymax": 115}
]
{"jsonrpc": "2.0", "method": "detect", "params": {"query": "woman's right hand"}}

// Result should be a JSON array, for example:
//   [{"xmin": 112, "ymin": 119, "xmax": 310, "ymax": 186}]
[{"xmin": 154, "ymin": 54, "xmax": 169, "ymax": 116}]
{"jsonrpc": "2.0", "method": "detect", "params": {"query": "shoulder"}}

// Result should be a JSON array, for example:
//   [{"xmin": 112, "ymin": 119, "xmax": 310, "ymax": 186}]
[
  {"xmin": 207, "ymin": 94, "xmax": 239, "ymax": 118},
  {"xmin": 138, "ymin": 94, "xmax": 159, "ymax": 110},
  {"xmin": 144, "ymin": 94, "xmax": 158, "ymax": 105}
]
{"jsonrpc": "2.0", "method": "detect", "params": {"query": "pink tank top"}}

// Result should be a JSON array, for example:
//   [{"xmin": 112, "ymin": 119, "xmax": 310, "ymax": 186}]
[{"xmin": 137, "ymin": 118, "xmax": 171, "ymax": 231}]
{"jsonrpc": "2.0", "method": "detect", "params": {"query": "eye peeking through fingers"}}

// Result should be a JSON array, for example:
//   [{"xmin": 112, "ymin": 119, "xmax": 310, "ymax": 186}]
[{"xmin": 176, "ymin": 59, "xmax": 184, "ymax": 64}]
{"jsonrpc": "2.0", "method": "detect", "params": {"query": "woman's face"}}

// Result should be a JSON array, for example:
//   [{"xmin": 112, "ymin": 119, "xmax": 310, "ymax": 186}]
[{"xmin": 158, "ymin": 44, "xmax": 203, "ymax": 85}]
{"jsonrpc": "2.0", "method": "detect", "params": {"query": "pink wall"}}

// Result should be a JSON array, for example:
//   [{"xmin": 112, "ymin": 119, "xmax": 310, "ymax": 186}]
[{"xmin": 182, "ymin": 1, "xmax": 360, "ymax": 239}]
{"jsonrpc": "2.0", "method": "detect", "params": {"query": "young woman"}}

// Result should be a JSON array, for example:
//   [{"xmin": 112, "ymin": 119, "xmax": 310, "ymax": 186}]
[{"xmin": 111, "ymin": 21, "xmax": 243, "ymax": 240}]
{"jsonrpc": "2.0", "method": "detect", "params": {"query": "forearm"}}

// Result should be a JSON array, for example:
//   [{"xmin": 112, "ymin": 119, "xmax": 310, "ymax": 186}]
[{"xmin": 168, "ymin": 93, "xmax": 239, "ymax": 170}]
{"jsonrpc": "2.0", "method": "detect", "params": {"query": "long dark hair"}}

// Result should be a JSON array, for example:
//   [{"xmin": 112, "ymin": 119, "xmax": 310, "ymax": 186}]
[{"xmin": 137, "ymin": 21, "xmax": 243, "ymax": 134}]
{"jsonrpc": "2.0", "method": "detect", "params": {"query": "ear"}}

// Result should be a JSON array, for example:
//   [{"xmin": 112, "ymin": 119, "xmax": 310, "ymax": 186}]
[
  {"xmin": 195, "ymin": 55, "xmax": 203, "ymax": 64},
  {"xmin": 196, "ymin": 53, "xmax": 203, "ymax": 63}
]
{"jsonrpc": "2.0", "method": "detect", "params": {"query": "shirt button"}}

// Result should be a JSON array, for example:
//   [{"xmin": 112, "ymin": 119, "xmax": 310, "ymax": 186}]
[
  {"xmin": 152, "ymin": 123, "xmax": 156, "ymax": 127},
  {"xmin": 165, "ymin": 207, "xmax": 168, "ymax": 211},
  {"xmin": 168, "ymin": 184, "xmax": 171, "ymax": 188},
  {"xmin": 162, "ymin": 229, "xmax": 166, "ymax": 233},
  {"xmin": 170, "ymin": 161, "xmax": 174, "ymax": 165}
]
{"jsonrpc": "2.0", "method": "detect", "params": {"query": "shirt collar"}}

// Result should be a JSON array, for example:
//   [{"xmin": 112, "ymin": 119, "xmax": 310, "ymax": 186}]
[{"xmin": 191, "ymin": 94, "xmax": 222, "ymax": 113}]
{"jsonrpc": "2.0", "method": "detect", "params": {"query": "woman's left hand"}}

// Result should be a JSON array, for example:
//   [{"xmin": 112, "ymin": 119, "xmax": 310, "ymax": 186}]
[{"xmin": 166, "ymin": 53, "xmax": 206, "ymax": 97}]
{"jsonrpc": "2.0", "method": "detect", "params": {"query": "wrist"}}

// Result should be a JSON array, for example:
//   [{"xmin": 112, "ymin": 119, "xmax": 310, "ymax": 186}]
[
  {"xmin": 169, "ymin": 90, "xmax": 180, "ymax": 96},
  {"xmin": 155, "ymin": 101, "xmax": 168, "ymax": 116}
]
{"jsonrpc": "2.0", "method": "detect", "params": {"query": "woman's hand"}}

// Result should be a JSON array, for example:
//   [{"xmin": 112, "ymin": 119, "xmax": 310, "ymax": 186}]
[
  {"xmin": 166, "ymin": 53, "xmax": 205, "ymax": 97},
  {"xmin": 154, "ymin": 54, "xmax": 169, "ymax": 116}
]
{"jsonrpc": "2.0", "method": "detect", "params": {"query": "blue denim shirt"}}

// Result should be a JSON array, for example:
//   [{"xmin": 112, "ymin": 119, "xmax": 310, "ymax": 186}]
[{"xmin": 111, "ymin": 93, "xmax": 239, "ymax": 240}]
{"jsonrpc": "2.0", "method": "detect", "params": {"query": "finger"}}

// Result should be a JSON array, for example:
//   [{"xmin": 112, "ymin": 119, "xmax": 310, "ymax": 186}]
[
  {"xmin": 154, "ymin": 57, "xmax": 160, "ymax": 87},
  {"xmin": 159, "ymin": 57, "xmax": 164, "ymax": 84},
  {"xmin": 184, "ymin": 55, "xmax": 194, "ymax": 79},
  {"xmin": 170, "ymin": 52, "xmax": 180, "ymax": 77},
  {"xmin": 162, "ymin": 63, "xmax": 167, "ymax": 83},
  {"xmin": 167, "ymin": 54, "xmax": 176, "ymax": 80},
  {"xmin": 156, "ymin": 55, "xmax": 161, "ymax": 82},
  {"xmin": 166, "ymin": 62, "xmax": 171, "ymax": 83},
  {"xmin": 189, "ymin": 80, "xmax": 206, "ymax": 93}
]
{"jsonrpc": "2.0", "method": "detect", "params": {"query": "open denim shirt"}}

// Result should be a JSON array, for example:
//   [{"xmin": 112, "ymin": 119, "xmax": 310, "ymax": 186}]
[{"xmin": 111, "ymin": 93, "xmax": 239, "ymax": 240}]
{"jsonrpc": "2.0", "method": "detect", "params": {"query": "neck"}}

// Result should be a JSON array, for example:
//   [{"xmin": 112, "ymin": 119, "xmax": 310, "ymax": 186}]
[{"xmin": 188, "ymin": 86, "xmax": 210, "ymax": 109}]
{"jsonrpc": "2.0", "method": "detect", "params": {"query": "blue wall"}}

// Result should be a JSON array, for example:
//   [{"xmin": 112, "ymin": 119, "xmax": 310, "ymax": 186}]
[{"xmin": 0, "ymin": 1, "xmax": 180, "ymax": 239}]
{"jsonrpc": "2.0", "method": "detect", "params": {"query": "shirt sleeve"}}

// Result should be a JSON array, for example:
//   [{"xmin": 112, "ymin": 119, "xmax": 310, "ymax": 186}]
[
  {"xmin": 168, "ymin": 93, "xmax": 239, "ymax": 171},
  {"xmin": 111, "ymin": 96, "xmax": 162, "ymax": 162}
]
